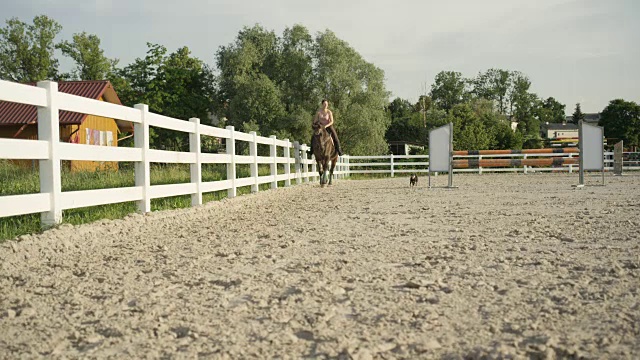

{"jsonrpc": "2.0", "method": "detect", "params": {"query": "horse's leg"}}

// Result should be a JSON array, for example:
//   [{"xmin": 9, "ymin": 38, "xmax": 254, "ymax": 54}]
[
  {"xmin": 317, "ymin": 160, "xmax": 323, "ymax": 184},
  {"xmin": 322, "ymin": 160, "xmax": 328, "ymax": 186},
  {"xmin": 328, "ymin": 157, "xmax": 336, "ymax": 185}
]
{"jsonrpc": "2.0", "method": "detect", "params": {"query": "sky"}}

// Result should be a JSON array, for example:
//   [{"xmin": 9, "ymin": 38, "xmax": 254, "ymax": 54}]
[{"xmin": 3, "ymin": 0, "xmax": 639, "ymax": 115}]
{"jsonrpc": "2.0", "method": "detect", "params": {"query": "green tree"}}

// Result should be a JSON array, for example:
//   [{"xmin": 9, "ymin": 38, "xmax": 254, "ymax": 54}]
[
  {"xmin": 571, "ymin": 103, "xmax": 585, "ymax": 124},
  {"xmin": 508, "ymin": 72, "xmax": 541, "ymax": 148},
  {"xmin": 115, "ymin": 44, "xmax": 216, "ymax": 150},
  {"xmin": 215, "ymin": 25, "xmax": 285, "ymax": 134},
  {"xmin": 537, "ymin": 97, "xmax": 566, "ymax": 124},
  {"xmin": 58, "ymin": 32, "xmax": 118, "ymax": 80},
  {"xmin": 471, "ymin": 68, "xmax": 511, "ymax": 114},
  {"xmin": 161, "ymin": 46, "xmax": 216, "ymax": 122},
  {"xmin": 214, "ymin": 25, "xmax": 390, "ymax": 154},
  {"xmin": 275, "ymin": 24, "xmax": 315, "ymax": 112},
  {"xmin": 599, "ymin": 99, "xmax": 640, "ymax": 146},
  {"xmin": 115, "ymin": 43, "xmax": 167, "ymax": 110},
  {"xmin": 313, "ymin": 30, "xmax": 390, "ymax": 155},
  {"xmin": 228, "ymin": 73, "xmax": 286, "ymax": 135},
  {"xmin": 388, "ymin": 97, "xmax": 414, "ymax": 119},
  {"xmin": 0, "ymin": 15, "xmax": 62, "ymax": 82},
  {"xmin": 429, "ymin": 71, "xmax": 468, "ymax": 112},
  {"xmin": 215, "ymin": 25, "xmax": 279, "ymax": 106},
  {"xmin": 447, "ymin": 102, "xmax": 490, "ymax": 150}
]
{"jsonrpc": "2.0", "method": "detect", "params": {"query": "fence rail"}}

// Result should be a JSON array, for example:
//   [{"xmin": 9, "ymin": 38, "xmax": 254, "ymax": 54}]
[
  {"xmin": 0, "ymin": 80, "xmax": 350, "ymax": 226},
  {"xmin": 346, "ymin": 152, "xmax": 640, "ymax": 175}
]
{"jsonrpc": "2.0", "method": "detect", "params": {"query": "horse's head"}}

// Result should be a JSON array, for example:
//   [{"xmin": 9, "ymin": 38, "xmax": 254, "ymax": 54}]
[{"xmin": 312, "ymin": 121, "xmax": 323, "ymax": 136}]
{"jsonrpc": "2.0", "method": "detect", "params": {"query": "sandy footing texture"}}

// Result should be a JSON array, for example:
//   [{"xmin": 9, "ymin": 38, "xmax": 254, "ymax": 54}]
[{"xmin": 1, "ymin": 173, "xmax": 639, "ymax": 359}]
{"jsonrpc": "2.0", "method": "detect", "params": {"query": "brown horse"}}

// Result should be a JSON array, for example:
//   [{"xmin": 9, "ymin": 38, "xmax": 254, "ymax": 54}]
[{"xmin": 311, "ymin": 122, "xmax": 338, "ymax": 187}]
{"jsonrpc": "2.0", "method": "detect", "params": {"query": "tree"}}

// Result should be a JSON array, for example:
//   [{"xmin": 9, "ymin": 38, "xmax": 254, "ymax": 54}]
[
  {"xmin": 571, "ymin": 103, "xmax": 585, "ymax": 124},
  {"xmin": 228, "ymin": 73, "xmax": 286, "ymax": 135},
  {"xmin": 215, "ymin": 25, "xmax": 285, "ymax": 135},
  {"xmin": 599, "ymin": 99, "xmax": 640, "ymax": 146},
  {"xmin": 507, "ymin": 72, "xmax": 541, "ymax": 148},
  {"xmin": 215, "ymin": 25, "xmax": 279, "ymax": 111},
  {"xmin": 115, "ymin": 44, "xmax": 216, "ymax": 150},
  {"xmin": 537, "ymin": 97, "xmax": 566, "ymax": 124},
  {"xmin": 313, "ymin": 30, "xmax": 390, "ymax": 155},
  {"xmin": 58, "ymin": 32, "xmax": 118, "ymax": 80},
  {"xmin": 471, "ymin": 68, "xmax": 511, "ymax": 114},
  {"xmin": 0, "ymin": 15, "xmax": 62, "ymax": 82},
  {"xmin": 429, "ymin": 71, "xmax": 468, "ymax": 112},
  {"xmin": 216, "ymin": 25, "xmax": 390, "ymax": 154},
  {"xmin": 388, "ymin": 97, "xmax": 414, "ymax": 119},
  {"xmin": 115, "ymin": 43, "xmax": 167, "ymax": 111},
  {"xmin": 275, "ymin": 24, "xmax": 315, "ymax": 112},
  {"xmin": 447, "ymin": 102, "xmax": 491, "ymax": 150}
]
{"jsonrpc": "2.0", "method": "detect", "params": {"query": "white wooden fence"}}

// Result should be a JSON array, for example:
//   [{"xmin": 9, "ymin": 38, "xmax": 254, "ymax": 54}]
[
  {"xmin": 2, "ymin": 80, "xmax": 638, "ymax": 228},
  {"xmin": 0, "ymin": 80, "xmax": 348, "ymax": 226},
  {"xmin": 347, "ymin": 152, "xmax": 640, "ymax": 176}
]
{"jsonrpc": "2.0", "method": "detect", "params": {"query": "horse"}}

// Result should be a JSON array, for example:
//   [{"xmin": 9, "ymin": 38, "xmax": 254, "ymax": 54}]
[{"xmin": 311, "ymin": 121, "xmax": 338, "ymax": 187}]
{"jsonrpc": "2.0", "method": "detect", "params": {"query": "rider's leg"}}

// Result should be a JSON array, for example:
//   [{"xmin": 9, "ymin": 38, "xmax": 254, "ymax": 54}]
[
  {"xmin": 306, "ymin": 135, "xmax": 314, "ymax": 157},
  {"xmin": 327, "ymin": 126, "xmax": 343, "ymax": 156}
]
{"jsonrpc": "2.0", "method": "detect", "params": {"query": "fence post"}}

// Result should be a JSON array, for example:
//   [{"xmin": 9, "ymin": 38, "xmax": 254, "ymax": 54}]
[
  {"xmin": 37, "ymin": 81, "xmax": 62, "ymax": 227},
  {"xmin": 346, "ymin": 155, "xmax": 350, "ymax": 178},
  {"xmin": 390, "ymin": 153, "xmax": 395, "ymax": 177},
  {"xmin": 284, "ymin": 139, "xmax": 291, "ymax": 187},
  {"xmin": 189, "ymin": 118, "xmax": 202, "ymax": 206},
  {"xmin": 568, "ymin": 153, "xmax": 573, "ymax": 173},
  {"xmin": 249, "ymin": 131, "xmax": 259, "ymax": 193},
  {"xmin": 294, "ymin": 141, "xmax": 302, "ymax": 185},
  {"xmin": 226, "ymin": 126, "xmax": 236, "ymax": 198},
  {"xmin": 134, "ymin": 104, "xmax": 151, "ymax": 213},
  {"xmin": 479, "ymin": 155, "xmax": 483, "ymax": 175},
  {"xmin": 523, "ymin": 154, "xmax": 528, "ymax": 174},
  {"xmin": 302, "ymin": 144, "xmax": 309, "ymax": 183},
  {"xmin": 270, "ymin": 135, "xmax": 278, "ymax": 189}
]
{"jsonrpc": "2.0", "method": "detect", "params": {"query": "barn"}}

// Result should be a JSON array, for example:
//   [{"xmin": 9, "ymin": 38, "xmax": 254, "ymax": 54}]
[{"xmin": 0, "ymin": 80, "xmax": 133, "ymax": 171}]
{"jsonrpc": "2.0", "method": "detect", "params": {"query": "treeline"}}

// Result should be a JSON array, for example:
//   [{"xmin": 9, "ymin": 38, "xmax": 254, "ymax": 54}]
[
  {"xmin": 387, "ymin": 69, "xmax": 568, "ymax": 151},
  {"xmin": 387, "ymin": 69, "xmax": 639, "ymax": 151},
  {"xmin": 0, "ymin": 15, "xmax": 389, "ymax": 154},
  {"xmin": 1, "ymin": 15, "xmax": 638, "ymax": 153}
]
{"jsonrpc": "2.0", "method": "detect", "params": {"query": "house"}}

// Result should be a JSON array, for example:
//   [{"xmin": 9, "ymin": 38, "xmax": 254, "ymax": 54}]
[
  {"xmin": 564, "ymin": 113, "xmax": 601, "ymax": 124},
  {"xmin": 541, "ymin": 122, "xmax": 579, "ymax": 147},
  {"xmin": 389, "ymin": 141, "xmax": 425, "ymax": 155},
  {"xmin": 0, "ymin": 80, "xmax": 132, "ymax": 171},
  {"xmin": 541, "ymin": 122, "xmax": 578, "ymax": 139}
]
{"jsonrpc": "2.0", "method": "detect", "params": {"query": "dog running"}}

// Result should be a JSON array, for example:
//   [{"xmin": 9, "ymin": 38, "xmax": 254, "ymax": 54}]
[{"xmin": 409, "ymin": 174, "xmax": 418, "ymax": 187}]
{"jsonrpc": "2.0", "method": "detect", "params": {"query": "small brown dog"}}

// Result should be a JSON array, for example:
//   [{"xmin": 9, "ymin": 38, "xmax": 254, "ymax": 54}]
[{"xmin": 409, "ymin": 174, "xmax": 418, "ymax": 187}]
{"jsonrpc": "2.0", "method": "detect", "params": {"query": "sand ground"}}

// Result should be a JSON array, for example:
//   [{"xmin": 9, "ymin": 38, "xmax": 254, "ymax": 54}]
[{"xmin": 1, "ymin": 173, "xmax": 639, "ymax": 359}]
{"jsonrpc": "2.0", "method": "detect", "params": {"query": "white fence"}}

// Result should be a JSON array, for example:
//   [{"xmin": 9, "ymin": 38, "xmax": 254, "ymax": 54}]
[
  {"xmin": 0, "ymin": 80, "xmax": 349, "ymax": 226},
  {"xmin": 347, "ymin": 152, "xmax": 640, "ymax": 176},
  {"xmin": 2, "ymin": 80, "xmax": 638, "ymax": 228}
]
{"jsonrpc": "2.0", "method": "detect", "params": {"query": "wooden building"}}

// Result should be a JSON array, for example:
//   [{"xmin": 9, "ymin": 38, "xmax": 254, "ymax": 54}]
[{"xmin": 0, "ymin": 80, "xmax": 132, "ymax": 171}]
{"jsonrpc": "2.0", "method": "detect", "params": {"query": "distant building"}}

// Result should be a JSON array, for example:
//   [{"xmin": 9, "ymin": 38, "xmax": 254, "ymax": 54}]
[
  {"xmin": 0, "ymin": 80, "xmax": 132, "ymax": 171},
  {"xmin": 541, "ymin": 122, "xmax": 578, "ymax": 147},
  {"xmin": 565, "ymin": 113, "xmax": 600, "ymax": 124}
]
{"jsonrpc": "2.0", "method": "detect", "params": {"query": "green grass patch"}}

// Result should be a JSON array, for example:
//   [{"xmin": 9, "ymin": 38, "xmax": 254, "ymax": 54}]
[{"xmin": 0, "ymin": 160, "xmax": 287, "ymax": 242}]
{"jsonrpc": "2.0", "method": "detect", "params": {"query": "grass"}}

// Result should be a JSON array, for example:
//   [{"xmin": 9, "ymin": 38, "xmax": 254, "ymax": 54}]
[{"xmin": 0, "ymin": 160, "xmax": 278, "ymax": 241}]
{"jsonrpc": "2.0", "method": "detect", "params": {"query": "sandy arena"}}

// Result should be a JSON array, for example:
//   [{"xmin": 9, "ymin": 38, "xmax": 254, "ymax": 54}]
[{"xmin": 1, "ymin": 173, "xmax": 639, "ymax": 359}]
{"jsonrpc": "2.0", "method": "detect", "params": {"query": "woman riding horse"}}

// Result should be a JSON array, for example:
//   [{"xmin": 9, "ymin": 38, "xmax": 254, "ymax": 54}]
[{"xmin": 311, "ymin": 99, "xmax": 343, "ymax": 156}]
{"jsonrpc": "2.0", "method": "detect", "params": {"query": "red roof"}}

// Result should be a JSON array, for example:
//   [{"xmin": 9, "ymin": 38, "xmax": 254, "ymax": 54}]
[{"xmin": 0, "ymin": 80, "xmax": 122, "ymax": 126}]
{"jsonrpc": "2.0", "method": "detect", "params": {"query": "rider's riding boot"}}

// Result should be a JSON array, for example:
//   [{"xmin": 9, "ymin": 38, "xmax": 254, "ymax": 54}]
[{"xmin": 335, "ymin": 142, "xmax": 343, "ymax": 156}]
